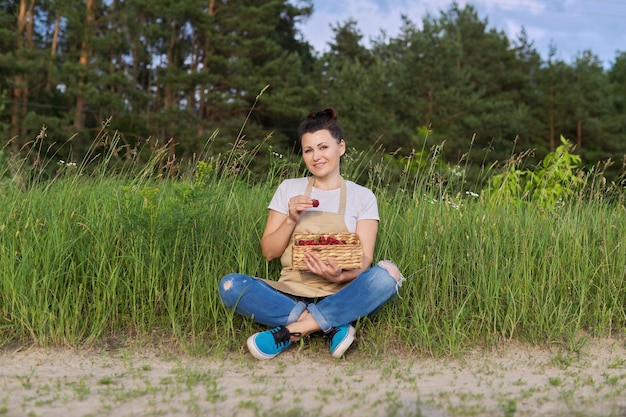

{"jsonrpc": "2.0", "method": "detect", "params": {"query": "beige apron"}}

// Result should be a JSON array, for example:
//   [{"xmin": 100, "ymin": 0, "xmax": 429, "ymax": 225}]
[{"xmin": 263, "ymin": 177, "xmax": 353, "ymax": 298}]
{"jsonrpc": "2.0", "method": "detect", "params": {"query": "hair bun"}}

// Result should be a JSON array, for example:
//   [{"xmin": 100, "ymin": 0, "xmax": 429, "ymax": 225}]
[
  {"xmin": 298, "ymin": 106, "xmax": 343, "ymax": 141},
  {"xmin": 309, "ymin": 107, "xmax": 338, "ymax": 121}
]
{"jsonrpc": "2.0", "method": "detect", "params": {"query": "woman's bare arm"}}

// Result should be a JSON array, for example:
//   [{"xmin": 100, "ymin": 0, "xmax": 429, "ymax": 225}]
[
  {"xmin": 355, "ymin": 218, "xmax": 378, "ymax": 270},
  {"xmin": 260, "ymin": 210, "xmax": 295, "ymax": 261}
]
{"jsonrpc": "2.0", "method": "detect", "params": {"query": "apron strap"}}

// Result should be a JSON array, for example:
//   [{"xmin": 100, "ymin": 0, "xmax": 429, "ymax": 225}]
[
  {"xmin": 305, "ymin": 177, "xmax": 314, "ymax": 196},
  {"xmin": 305, "ymin": 177, "xmax": 347, "ymax": 215},
  {"xmin": 338, "ymin": 179, "xmax": 347, "ymax": 215}
]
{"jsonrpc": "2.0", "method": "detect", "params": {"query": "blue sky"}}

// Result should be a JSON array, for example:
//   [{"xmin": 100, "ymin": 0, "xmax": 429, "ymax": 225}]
[{"xmin": 297, "ymin": 0, "xmax": 626, "ymax": 68}]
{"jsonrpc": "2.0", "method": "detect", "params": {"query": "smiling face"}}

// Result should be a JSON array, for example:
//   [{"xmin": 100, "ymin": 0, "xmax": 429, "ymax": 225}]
[{"xmin": 301, "ymin": 129, "xmax": 345, "ymax": 179}]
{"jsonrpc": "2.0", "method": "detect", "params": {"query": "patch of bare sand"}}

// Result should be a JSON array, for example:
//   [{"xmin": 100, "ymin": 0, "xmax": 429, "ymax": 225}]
[{"xmin": 1, "ymin": 338, "xmax": 626, "ymax": 417}]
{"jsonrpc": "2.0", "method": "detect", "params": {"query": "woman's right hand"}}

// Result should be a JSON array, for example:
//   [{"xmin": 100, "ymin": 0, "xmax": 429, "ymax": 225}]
[
  {"xmin": 287, "ymin": 195, "xmax": 316, "ymax": 222},
  {"xmin": 261, "ymin": 195, "xmax": 315, "ymax": 261}
]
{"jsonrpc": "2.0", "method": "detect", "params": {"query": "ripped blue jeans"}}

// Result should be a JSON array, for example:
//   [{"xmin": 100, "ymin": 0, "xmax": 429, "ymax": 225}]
[{"xmin": 218, "ymin": 261, "xmax": 404, "ymax": 333}]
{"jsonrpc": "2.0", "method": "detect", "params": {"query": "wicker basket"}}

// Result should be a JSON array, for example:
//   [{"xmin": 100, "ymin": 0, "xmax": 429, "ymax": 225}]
[{"xmin": 291, "ymin": 233, "xmax": 362, "ymax": 271}]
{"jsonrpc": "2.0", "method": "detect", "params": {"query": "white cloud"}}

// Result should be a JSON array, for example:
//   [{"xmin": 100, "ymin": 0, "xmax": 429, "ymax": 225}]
[
  {"xmin": 300, "ymin": 0, "xmax": 447, "ymax": 50},
  {"xmin": 474, "ymin": 0, "xmax": 547, "ymax": 15}
]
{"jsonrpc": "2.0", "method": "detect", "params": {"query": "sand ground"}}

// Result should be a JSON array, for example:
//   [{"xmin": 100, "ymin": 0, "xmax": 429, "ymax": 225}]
[{"xmin": 1, "ymin": 338, "xmax": 626, "ymax": 417}]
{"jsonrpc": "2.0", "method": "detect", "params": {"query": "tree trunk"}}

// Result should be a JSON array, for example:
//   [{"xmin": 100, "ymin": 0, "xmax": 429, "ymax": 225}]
[
  {"xmin": 26, "ymin": 0, "xmax": 35, "ymax": 46},
  {"xmin": 51, "ymin": 15, "xmax": 60, "ymax": 56},
  {"xmin": 45, "ymin": 15, "xmax": 61, "ymax": 91},
  {"xmin": 577, "ymin": 119, "xmax": 582, "ymax": 148},
  {"xmin": 74, "ymin": 0, "xmax": 94, "ymax": 130},
  {"xmin": 10, "ymin": 0, "xmax": 30, "ymax": 142},
  {"xmin": 198, "ymin": 0, "xmax": 216, "ymax": 135},
  {"xmin": 165, "ymin": 23, "xmax": 177, "ymax": 110}
]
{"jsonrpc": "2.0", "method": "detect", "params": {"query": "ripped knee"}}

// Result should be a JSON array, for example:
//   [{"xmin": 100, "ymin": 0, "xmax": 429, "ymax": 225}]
[
  {"xmin": 218, "ymin": 275, "xmax": 243, "ymax": 307},
  {"xmin": 377, "ymin": 260, "xmax": 404, "ymax": 282},
  {"xmin": 220, "ymin": 274, "xmax": 240, "ymax": 292}
]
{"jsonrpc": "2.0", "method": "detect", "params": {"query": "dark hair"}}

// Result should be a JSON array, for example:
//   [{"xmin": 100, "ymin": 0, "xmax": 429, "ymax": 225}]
[{"xmin": 296, "ymin": 107, "xmax": 343, "ymax": 143}]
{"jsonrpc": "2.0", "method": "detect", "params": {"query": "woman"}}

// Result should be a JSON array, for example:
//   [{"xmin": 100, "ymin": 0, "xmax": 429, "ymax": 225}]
[{"xmin": 219, "ymin": 107, "xmax": 404, "ymax": 360}]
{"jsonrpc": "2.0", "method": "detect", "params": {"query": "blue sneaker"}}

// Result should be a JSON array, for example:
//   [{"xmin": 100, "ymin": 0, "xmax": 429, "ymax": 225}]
[
  {"xmin": 327, "ymin": 324, "xmax": 356, "ymax": 358},
  {"xmin": 247, "ymin": 326, "xmax": 300, "ymax": 360}
]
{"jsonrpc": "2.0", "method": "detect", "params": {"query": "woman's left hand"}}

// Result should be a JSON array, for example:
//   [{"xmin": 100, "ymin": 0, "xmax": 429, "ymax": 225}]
[{"xmin": 303, "ymin": 252, "xmax": 344, "ymax": 282}]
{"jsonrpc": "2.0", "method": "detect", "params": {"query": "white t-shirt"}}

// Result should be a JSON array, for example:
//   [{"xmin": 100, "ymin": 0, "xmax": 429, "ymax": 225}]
[{"xmin": 268, "ymin": 177, "xmax": 379, "ymax": 232}]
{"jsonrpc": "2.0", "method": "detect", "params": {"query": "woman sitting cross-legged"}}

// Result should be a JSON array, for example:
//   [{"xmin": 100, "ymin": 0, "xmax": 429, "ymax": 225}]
[{"xmin": 219, "ymin": 107, "xmax": 404, "ymax": 360}]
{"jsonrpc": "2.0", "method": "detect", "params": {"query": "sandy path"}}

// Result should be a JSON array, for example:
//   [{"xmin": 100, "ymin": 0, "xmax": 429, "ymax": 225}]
[{"xmin": 1, "ymin": 338, "xmax": 625, "ymax": 417}]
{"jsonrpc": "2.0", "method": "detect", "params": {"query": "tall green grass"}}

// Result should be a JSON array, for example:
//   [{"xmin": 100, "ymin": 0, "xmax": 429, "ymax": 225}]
[
  {"xmin": 376, "ymin": 195, "xmax": 626, "ymax": 355},
  {"xmin": 1, "ymin": 125, "xmax": 625, "ymax": 357}
]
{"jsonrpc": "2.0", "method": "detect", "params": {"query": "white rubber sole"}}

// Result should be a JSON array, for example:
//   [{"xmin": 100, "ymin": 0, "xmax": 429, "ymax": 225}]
[
  {"xmin": 246, "ymin": 333, "xmax": 277, "ymax": 361},
  {"xmin": 331, "ymin": 325, "xmax": 356, "ymax": 358}
]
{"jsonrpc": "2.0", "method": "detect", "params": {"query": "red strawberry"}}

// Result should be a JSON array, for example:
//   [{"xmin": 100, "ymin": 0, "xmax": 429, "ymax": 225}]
[{"xmin": 312, "ymin": 199, "xmax": 319, "ymax": 207}]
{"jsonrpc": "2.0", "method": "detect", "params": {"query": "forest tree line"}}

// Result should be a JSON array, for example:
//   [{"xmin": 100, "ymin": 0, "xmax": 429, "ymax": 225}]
[{"xmin": 2, "ymin": 0, "xmax": 626, "ymax": 183}]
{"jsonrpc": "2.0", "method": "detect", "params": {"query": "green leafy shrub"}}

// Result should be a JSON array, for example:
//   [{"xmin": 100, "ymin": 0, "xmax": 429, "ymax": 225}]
[{"xmin": 488, "ymin": 136, "xmax": 584, "ymax": 209}]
